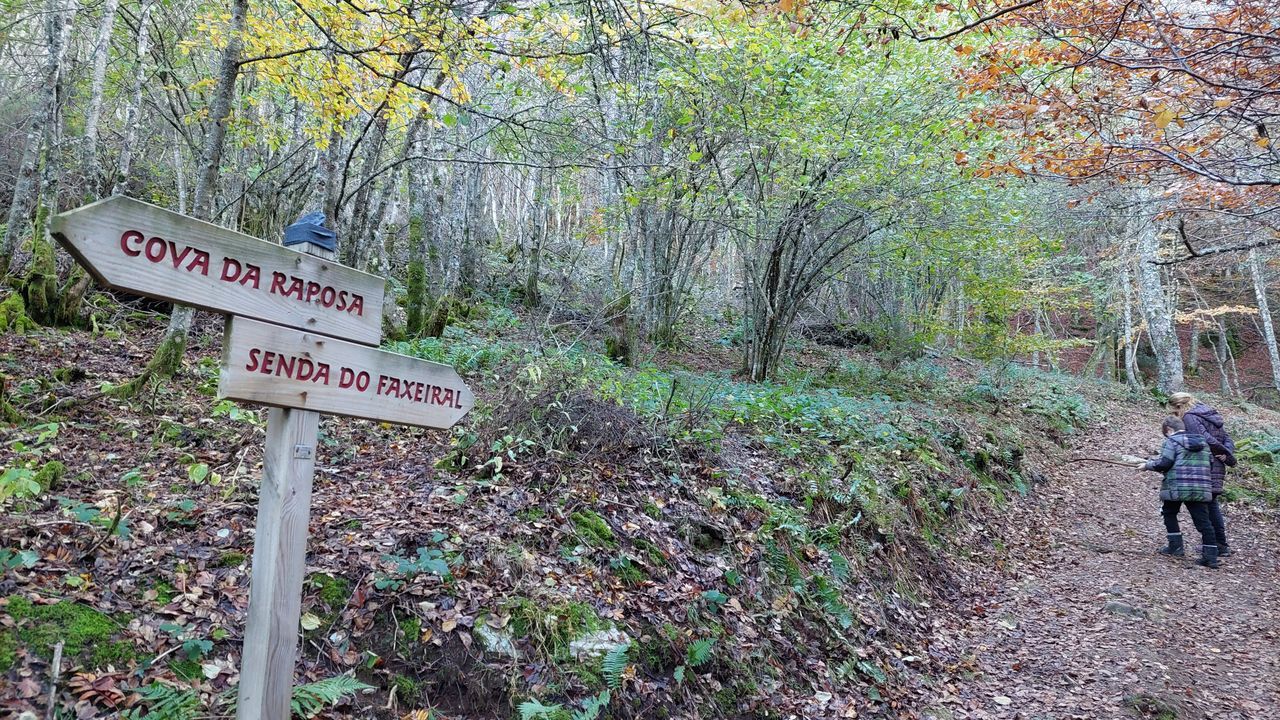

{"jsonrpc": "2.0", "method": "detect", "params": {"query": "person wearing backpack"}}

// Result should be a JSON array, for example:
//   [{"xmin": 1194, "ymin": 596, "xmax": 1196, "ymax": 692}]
[
  {"xmin": 1170, "ymin": 392, "xmax": 1237, "ymax": 556},
  {"xmin": 1135, "ymin": 415, "xmax": 1220, "ymax": 568}
]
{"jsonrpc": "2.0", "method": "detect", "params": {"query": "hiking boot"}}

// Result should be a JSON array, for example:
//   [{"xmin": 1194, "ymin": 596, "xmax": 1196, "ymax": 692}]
[
  {"xmin": 1218, "ymin": 542, "xmax": 1232, "ymax": 557},
  {"xmin": 1197, "ymin": 544, "xmax": 1220, "ymax": 569},
  {"xmin": 1157, "ymin": 533, "xmax": 1184, "ymax": 557}
]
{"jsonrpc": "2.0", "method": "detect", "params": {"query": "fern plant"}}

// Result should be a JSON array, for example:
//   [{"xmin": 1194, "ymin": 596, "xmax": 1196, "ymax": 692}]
[
  {"xmin": 291, "ymin": 674, "xmax": 374, "ymax": 718},
  {"xmin": 686, "ymin": 638, "xmax": 715, "ymax": 667},
  {"xmin": 518, "ymin": 698, "xmax": 569, "ymax": 720},
  {"xmin": 574, "ymin": 690, "xmax": 611, "ymax": 720},
  {"xmin": 121, "ymin": 683, "xmax": 200, "ymax": 720},
  {"xmin": 601, "ymin": 642, "xmax": 630, "ymax": 689}
]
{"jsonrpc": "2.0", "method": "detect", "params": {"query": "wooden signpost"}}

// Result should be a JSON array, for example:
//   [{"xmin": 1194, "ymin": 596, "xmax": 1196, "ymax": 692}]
[
  {"xmin": 220, "ymin": 317, "xmax": 474, "ymax": 429},
  {"xmin": 50, "ymin": 196, "xmax": 385, "ymax": 345},
  {"xmin": 50, "ymin": 197, "xmax": 473, "ymax": 720}
]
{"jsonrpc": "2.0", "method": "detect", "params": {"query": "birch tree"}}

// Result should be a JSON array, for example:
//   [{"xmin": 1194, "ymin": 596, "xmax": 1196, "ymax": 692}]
[
  {"xmin": 1131, "ymin": 205, "xmax": 1185, "ymax": 393},
  {"xmin": 82, "ymin": 0, "xmax": 121, "ymax": 194},
  {"xmin": 129, "ymin": 0, "xmax": 249, "ymax": 388},
  {"xmin": 1249, "ymin": 248, "xmax": 1280, "ymax": 392}
]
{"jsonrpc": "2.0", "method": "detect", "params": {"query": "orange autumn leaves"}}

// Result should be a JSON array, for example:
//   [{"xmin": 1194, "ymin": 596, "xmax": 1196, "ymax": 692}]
[{"xmin": 952, "ymin": 0, "xmax": 1280, "ymax": 208}]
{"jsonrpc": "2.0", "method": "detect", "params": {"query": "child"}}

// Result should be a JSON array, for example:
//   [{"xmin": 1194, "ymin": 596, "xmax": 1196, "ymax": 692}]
[
  {"xmin": 1135, "ymin": 415, "xmax": 1220, "ymax": 568},
  {"xmin": 1170, "ymin": 392, "xmax": 1237, "ymax": 556}
]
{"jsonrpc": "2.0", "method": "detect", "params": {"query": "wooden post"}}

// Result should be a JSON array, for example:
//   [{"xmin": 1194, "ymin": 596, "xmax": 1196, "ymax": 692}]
[{"xmin": 237, "ymin": 240, "xmax": 334, "ymax": 720}]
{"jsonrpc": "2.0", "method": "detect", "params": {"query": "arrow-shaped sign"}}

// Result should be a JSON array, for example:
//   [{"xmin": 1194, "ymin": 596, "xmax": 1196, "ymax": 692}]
[
  {"xmin": 219, "ymin": 317, "xmax": 474, "ymax": 429},
  {"xmin": 51, "ymin": 196, "xmax": 385, "ymax": 345}
]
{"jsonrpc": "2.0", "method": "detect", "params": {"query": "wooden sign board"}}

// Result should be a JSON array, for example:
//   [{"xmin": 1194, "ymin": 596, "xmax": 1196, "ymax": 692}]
[
  {"xmin": 50, "ymin": 196, "xmax": 385, "ymax": 345},
  {"xmin": 219, "ymin": 317, "xmax": 474, "ymax": 429}
]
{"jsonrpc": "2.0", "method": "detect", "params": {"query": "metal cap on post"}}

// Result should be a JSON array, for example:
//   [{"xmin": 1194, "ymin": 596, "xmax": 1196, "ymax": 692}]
[{"xmin": 282, "ymin": 211, "xmax": 337, "ymax": 261}]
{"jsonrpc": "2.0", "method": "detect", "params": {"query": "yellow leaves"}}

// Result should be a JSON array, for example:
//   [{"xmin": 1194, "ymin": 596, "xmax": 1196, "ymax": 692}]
[
  {"xmin": 1152, "ymin": 105, "xmax": 1181, "ymax": 130},
  {"xmin": 1214, "ymin": 98, "xmax": 1232, "ymax": 108},
  {"xmin": 1257, "ymin": 137, "xmax": 1271, "ymax": 148}
]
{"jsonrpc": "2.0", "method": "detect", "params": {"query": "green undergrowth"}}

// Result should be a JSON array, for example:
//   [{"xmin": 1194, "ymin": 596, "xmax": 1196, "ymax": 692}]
[
  {"xmin": 1, "ymin": 595, "xmax": 135, "ymax": 670},
  {"xmin": 1227, "ymin": 432, "xmax": 1280, "ymax": 506},
  {"xmin": 387, "ymin": 319, "xmax": 1102, "ymax": 716}
]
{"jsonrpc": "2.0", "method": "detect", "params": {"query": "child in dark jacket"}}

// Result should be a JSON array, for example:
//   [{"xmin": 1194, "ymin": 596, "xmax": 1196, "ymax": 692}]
[
  {"xmin": 1171, "ymin": 393, "xmax": 1237, "ymax": 556},
  {"xmin": 1136, "ymin": 416, "xmax": 1220, "ymax": 568}
]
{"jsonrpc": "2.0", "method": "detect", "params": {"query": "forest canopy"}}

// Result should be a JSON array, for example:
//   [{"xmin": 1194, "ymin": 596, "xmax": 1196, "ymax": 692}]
[{"xmin": 1, "ymin": 0, "xmax": 1278, "ymax": 395}]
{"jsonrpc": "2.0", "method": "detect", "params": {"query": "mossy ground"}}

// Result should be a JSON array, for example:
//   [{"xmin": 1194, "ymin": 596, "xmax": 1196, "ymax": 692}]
[{"xmin": 3, "ymin": 595, "xmax": 135, "ymax": 669}]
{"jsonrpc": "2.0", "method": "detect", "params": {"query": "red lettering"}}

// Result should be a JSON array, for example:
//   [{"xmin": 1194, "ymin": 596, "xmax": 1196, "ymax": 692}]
[
  {"xmin": 377, "ymin": 374, "xmax": 390, "ymax": 395},
  {"xmin": 241, "ymin": 264, "xmax": 260, "ymax": 288},
  {"xmin": 355, "ymin": 371, "xmax": 370, "ymax": 392},
  {"xmin": 320, "ymin": 287, "xmax": 336, "ymax": 307},
  {"xmin": 336, "ymin": 290, "xmax": 349, "ymax": 311},
  {"xmin": 430, "ymin": 387, "xmax": 442, "ymax": 406},
  {"xmin": 260, "ymin": 351, "xmax": 277, "ymax": 375},
  {"xmin": 270, "ymin": 272, "xmax": 287, "ymax": 295},
  {"xmin": 339, "ymin": 367, "xmax": 355, "ymax": 388},
  {"xmin": 441, "ymin": 388, "xmax": 454, "ymax": 407},
  {"xmin": 413, "ymin": 383, "xmax": 424, "ymax": 402},
  {"xmin": 286, "ymin": 277, "xmax": 304, "ymax": 300},
  {"xmin": 314, "ymin": 363, "xmax": 330, "ymax": 385},
  {"xmin": 348, "ymin": 294, "xmax": 364, "ymax": 316},
  {"xmin": 276, "ymin": 354, "xmax": 295, "ymax": 377},
  {"xmin": 305, "ymin": 281, "xmax": 321, "ymax": 303},
  {"xmin": 245, "ymin": 348, "xmax": 262, "ymax": 372},
  {"xmin": 144, "ymin": 236, "xmax": 165, "ymax": 262},
  {"xmin": 120, "ymin": 230, "xmax": 143, "ymax": 256},
  {"xmin": 221, "ymin": 257, "xmax": 242, "ymax": 281},
  {"xmin": 170, "ymin": 244, "xmax": 192, "ymax": 269}
]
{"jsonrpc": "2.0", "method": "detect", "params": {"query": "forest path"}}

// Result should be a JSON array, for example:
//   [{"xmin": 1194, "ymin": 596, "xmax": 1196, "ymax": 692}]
[{"xmin": 924, "ymin": 406, "xmax": 1280, "ymax": 720}]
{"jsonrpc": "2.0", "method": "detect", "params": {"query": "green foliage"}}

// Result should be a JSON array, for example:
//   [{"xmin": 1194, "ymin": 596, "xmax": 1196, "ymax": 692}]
[
  {"xmin": 122, "ymin": 683, "xmax": 201, "ymax": 720},
  {"xmin": 608, "ymin": 556, "xmax": 646, "ymax": 586},
  {"xmin": 390, "ymin": 326, "xmax": 525, "ymax": 374},
  {"xmin": 0, "ymin": 547, "xmax": 39, "ymax": 571},
  {"xmin": 309, "ymin": 573, "xmax": 352, "ymax": 607},
  {"xmin": 0, "ymin": 292, "xmax": 36, "ymax": 334},
  {"xmin": 291, "ymin": 674, "xmax": 374, "ymax": 718},
  {"xmin": 0, "ymin": 629, "xmax": 16, "ymax": 672},
  {"xmin": 519, "ymin": 699, "xmax": 571, "ymax": 720},
  {"xmin": 1231, "ymin": 433, "xmax": 1280, "ymax": 505},
  {"xmin": 686, "ymin": 638, "xmax": 715, "ymax": 668},
  {"xmin": 601, "ymin": 643, "xmax": 630, "ymax": 689},
  {"xmin": 574, "ymin": 690, "xmax": 612, "ymax": 720},
  {"xmin": 377, "ymin": 535, "xmax": 454, "ymax": 590},
  {"xmin": 2, "ymin": 422, "xmax": 63, "ymax": 501},
  {"xmin": 571, "ymin": 510, "xmax": 616, "ymax": 548},
  {"xmin": 0, "ymin": 466, "xmax": 41, "ymax": 501},
  {"xmin": 506, "ymin": 598, "xmax": 604, "ymax": 660},
  {"xmin": 4, "ymin": 595, "xmax": 134, "ymax": 667}
]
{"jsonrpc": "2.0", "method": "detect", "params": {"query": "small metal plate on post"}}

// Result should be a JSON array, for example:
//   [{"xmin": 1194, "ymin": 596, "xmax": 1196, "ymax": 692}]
[{"xmin": 293, "ymin": 445, "xmax": 314, "ymax": 460}]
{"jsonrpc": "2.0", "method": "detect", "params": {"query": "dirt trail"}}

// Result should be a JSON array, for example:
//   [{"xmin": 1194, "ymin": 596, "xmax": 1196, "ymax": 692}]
[{"xmin": 925, "ymin": 407, "xmax": 1280, "ymax": 720}]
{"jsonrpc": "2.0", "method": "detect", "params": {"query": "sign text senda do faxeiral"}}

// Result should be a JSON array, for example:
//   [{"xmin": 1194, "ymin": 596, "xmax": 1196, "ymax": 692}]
[
  {"xmin": 51, "ymin": 196, "xmax": 384, "ymax": 345},
  {"xmin": 219, "ymin": 317, "xmax": 473, "ymax": 429}
]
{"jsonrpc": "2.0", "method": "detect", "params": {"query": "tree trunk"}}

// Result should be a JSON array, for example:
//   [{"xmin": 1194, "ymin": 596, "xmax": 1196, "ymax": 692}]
[
  {"xmin": 1187, "ymin": 317, "xmax": 1200, "ymax": 376},
  {"xmin": 17, "ymin": 0, "xmax": 74, "ymax": 324},
  {"xmin": 1121, "ymin": 263, "xmax": 1140, "ymax": 388},
  {"xmin": 1132, "ymin": 207, "xmax": 1184, "ymax": 393},
  {"xmin": 136, "ymin": 0, "xmax": 247, "ymax": 389},
  {"xmin": 82, "ymin": 0, "xmax": 121, "ymax": 195},
  {"xmin": 1249, "ymin": 248, "xmax": 1280, "ymax": 392},
  {"xmin": 1, "ymin": 0, "xmax": 72, "ymax": 280},
  {"xmin": 110, "ymin": 0, "xmax": 154, "ymax": 197}
]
